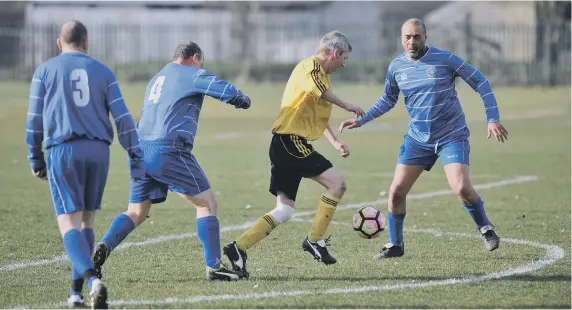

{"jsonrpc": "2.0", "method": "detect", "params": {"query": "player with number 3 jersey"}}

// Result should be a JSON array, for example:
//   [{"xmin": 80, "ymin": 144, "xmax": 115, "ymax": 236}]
[{"xmin": 26, "ymin": 20, "xmax": 143, "ymax": 308}]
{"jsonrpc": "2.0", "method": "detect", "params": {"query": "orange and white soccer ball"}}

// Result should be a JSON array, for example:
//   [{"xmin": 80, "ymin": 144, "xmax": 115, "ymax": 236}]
[{"xmin": 352, "ymin": 206, "xmax": 385, "ymax": 239}]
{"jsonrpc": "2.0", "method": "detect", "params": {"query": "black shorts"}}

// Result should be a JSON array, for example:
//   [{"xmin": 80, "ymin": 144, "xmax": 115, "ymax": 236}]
[{"xmin": 269, "ymin": 134, "xmax": 333, "ymax": 201}]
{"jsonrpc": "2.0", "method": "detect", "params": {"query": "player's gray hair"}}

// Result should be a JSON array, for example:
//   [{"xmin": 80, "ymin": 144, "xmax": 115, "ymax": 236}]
[
  {"xmin": 318, "ymin": 31, "xmax": 352, "ymax": 54},
  {"xmin": 173, "ymin": 41, "xmax": 203, "ymax": 60},
  {"xmin": 59, "ymin": 20, "xmax": 88, "ymax": 47}
]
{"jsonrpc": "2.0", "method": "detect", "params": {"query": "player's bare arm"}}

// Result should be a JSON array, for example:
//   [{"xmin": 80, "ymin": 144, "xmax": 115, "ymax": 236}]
[
  {"xmin": 321, "ymin": 88, "xmax": 364, "ymax": 117},
  {"xmin": 324, "ymin": 124, "xmax": 350, "ymax": 158}
]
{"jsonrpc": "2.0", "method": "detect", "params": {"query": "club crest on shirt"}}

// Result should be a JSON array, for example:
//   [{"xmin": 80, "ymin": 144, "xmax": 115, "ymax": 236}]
[
  {"xmin": 426, "ymin": 66, "xmax": 436, "ymax": 78},
  {"xmin": 397, "ymin": 72, "xmax": 407, "ymax": 82}
]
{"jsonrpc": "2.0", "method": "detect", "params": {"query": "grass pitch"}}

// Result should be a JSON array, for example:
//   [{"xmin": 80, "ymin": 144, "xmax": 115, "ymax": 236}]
[{"xmin": 0, "ymin": 81, "xmax": 570, "ymax": 308}]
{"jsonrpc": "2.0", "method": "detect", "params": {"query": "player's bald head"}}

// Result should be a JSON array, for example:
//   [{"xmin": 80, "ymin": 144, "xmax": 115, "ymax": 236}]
[
  {"xmin": 402, "ymin": 18, "xmax": 426, "ymax": 36},
  {"xmin": 59, "ymin": 20, "xmax": 88, "ymax": 48}
]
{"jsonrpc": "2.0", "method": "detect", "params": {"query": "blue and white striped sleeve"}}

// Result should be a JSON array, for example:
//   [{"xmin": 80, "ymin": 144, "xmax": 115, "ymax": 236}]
[
  {"xmin": 447, "ymin": 53, "xmax": 500, "ymax": 123},
  {"xmin": 357, "ymin": 67, "xmax": 400, "ymax": 126},
  {"xmin": 106, "ymin": 75, "xmax": 144, "ymax": 179},
  {"xmin": 26, "ymin": 71, "xmax": 46, "ymax": 171},
  {"xmin": 193, "ymin": 69, "xmax": 251, "ymax": 109}
]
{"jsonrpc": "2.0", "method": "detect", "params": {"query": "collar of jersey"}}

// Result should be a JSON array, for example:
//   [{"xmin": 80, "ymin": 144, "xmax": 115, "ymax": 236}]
[
  {"xmin": 311, "ymin": 55, "xmax": 327, "ymax": 75},
  {"xmin": 61, "ymin": 51, "xmax": 86, "ymax": 55}
]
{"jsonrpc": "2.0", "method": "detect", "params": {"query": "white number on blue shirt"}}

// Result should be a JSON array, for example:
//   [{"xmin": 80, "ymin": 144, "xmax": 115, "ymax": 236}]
[
  {"xmin": 148, "ymin": 76, "xmax": 166, "ymax": 104},
  {"xmin": 71, "ymin": 69, "xmax": 90, "ymax": 107}
]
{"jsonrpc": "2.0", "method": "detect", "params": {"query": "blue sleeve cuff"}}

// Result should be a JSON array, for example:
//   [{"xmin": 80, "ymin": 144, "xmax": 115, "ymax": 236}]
[{"xmin": 29, "ymin": 158, "xmax": 46, "ymax": 171}]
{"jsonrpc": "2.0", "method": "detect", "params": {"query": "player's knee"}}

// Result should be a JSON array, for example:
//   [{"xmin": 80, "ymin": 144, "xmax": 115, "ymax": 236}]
[
  {"xmin": 193, "ymin": 198, "xmax": 217, "ymax": 215},
  {"xmin": 126, "ymin": 203, "xmax": 151, "ymax": 225},
  {"xmin": 206, "ymin": 199, "xmax": 218, "ymax": 214},
  {"xmin": 389, "ymin": 184, "xmax": 409, "ymax": 201},
  {"xmin": 80, "ymin": 210, "xmax": 95, "ymax": 227},
  {"xmin": 453, "ymin": 182, "xmax": 475, "ymax": 200},
  {"xmin": 330, "ymin": 178, "xmax": 347, "ymax": 197},
  {"xmin": 269, "ymin": 202, "xmax": 295, "ymax": 224}
]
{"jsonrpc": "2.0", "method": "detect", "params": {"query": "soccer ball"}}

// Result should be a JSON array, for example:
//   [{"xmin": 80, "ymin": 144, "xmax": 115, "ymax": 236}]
[{"xmin": 352, "ymin": 206, "xmax": 385, "ymax": 239}]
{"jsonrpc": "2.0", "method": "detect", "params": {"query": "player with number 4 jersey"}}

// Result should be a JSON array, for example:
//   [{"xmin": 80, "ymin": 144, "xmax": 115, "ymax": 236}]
[
  {"xmin": 93, "ymin": 41, "xmax": 251, "ymax": 282},
  {"xmin": 26, "ymin": 20, "xmax": 143, "ymax": 309}
]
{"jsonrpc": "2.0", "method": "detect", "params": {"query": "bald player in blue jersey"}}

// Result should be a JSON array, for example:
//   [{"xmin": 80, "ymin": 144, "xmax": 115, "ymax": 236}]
[
  {"xmin": 26, "ymin": 20, "xmax": 143, "ymax": 308},
  {"xmin": 93, "ymin": 41, "xmax": 251, "ymax": 281},
  {"xmin": 339, "ymin": 19, "xmax": 508, "ymax": 258}
]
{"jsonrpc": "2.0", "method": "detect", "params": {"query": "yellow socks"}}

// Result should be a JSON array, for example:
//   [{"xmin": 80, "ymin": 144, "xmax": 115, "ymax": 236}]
[
  {"xmin": 235, "ymin": 213, "xmax": 279, "ymax": 250},
  {"xmin": 308, "ymin": 194, "xmax": 340, "ymax": 242},
  {"xmin": 235, "ymin": 194, "xmax": 339, "ymax": 249}
]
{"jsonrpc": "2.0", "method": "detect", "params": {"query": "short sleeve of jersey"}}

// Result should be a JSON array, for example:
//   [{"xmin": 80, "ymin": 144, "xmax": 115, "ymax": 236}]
[{"xmin": 303, "ymin": 58, "xmax": 329, "ymax": 98}]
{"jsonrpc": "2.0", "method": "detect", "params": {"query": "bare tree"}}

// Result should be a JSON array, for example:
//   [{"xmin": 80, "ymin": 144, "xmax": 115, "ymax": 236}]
[
  {"xmin": 535, "ymin": 1, "xmax": 571, "ymax": 86},
  {"xmin": 225, "ymin": 1, "xmax": 260, "ymax": 83}
]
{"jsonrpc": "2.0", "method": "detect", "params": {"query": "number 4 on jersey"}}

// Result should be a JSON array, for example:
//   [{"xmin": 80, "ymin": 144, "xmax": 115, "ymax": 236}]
[{"xmin": 148, "ymin": 76, "xmax": 166, "ymax": 104}]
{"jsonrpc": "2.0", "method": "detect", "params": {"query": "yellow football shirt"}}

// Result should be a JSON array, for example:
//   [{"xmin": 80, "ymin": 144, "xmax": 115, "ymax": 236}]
[{"xmin": 271, "ymin": 56, "xmax": 332, "ymax": 141}]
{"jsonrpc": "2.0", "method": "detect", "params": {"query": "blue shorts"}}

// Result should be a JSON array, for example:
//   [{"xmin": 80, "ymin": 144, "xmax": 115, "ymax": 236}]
[
  {"xmin": 47, "ymin": 139, "xmax": 110, "ymax": 216},
  {"xmin": 397, "ymin": 134, "xmax": 470, "ymax": 171},
  {"xmin": 129, "ymin": 140, "xmax": 211, "ymax": 204}
]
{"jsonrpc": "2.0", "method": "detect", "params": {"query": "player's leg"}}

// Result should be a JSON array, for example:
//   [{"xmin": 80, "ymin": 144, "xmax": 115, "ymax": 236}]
[
  {"xmin": 165, "ymin": 148, "xmax": 242, "ymax": 281},
  {"xmin": 69, "ymin": 140, "xmax": 108, "ymax": 299},
  {"xmin": 47, "ymin": 142, "xmax": 107, "ymax": 309},
  {"xmin": 232, "ymin": 169, "xmax": 299, "ymax": 251},
  {"xmin": 375, "ymin": 135, "xmax": 433, "ymax": 259},
  {"xmin": 373, "ymin": 164, "xmax": 425, "ymax": 259},
  {"xmin": 302, "ymin": 166, "xmax": 344, "ymax": 265},
  {"xmin": 68, "ymin": 210, "xmax": 96, "ymax": 307},
  {"xmin": 224, "ymin": 186, "xmax": 296, "ymax": 278},
  {"xmin": 225, "ymin": 135, "xmax": 299, "ymax": 275},
  {"xmin": 440, "ymin": 139, "xmax": 499, "ymax": 251},
  {"xmin": 93, "ymin": 179, "xmax": 161, "ymax": 278},
  {"xmin": 177, "ymin": 189, "xmax": 239, "ymax": 281}
]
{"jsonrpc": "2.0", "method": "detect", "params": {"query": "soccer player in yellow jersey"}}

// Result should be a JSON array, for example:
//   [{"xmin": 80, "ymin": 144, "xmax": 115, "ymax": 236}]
[{"xmin": 224, "ymin": 31, "xmax": 364, "ymax": 277}]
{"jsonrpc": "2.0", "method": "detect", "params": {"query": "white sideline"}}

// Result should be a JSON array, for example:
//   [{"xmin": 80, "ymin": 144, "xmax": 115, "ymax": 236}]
[{"xmin": 0, "ymin": 175, "xmax": 537, "ymax": 272}]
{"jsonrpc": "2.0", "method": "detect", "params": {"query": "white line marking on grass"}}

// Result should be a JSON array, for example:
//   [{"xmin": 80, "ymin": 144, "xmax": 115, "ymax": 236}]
[
  {"xmin": 0, "ymin": 256, "xmax": 68, "ymax": 271},
  {"xmin": 292, "ymin": 175, "xmax": 538, "ymax": 218},
  {"xmin": 0, "ymin": 175, "xmax": 537, "ymax": 273},
  {"xmin": 44, "ymin": 227, "xmax": 565, "ymax": 308},
  {"xmin": 0, "ymin": 222, "xmax": 253, "ymax": 272}
]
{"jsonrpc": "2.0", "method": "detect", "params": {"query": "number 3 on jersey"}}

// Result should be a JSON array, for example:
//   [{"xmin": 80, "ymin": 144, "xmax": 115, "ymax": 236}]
[
  {"xmin": 148, "ymin": 76, "xmax": 166, "ymax": 104},
  {"xmin": 71, "ymin": 69, "xmax": 90, "ymax": 107}
]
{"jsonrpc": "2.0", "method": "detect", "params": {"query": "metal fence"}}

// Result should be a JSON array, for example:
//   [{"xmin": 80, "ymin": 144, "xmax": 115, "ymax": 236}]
[{"xmin": 0, "ymin": 19, "xmax": 570, "ymax": 86}]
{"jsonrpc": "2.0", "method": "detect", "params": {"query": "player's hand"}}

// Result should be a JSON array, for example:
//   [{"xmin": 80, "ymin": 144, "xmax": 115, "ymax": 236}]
[
  {"xmin": 235, "ymin": 95, "xmax": 251, "ymax": 109},
  {"xmin": 338, "ymin": 119, "xmax": 361, "ymax": 133},
  {"xmin": 334, "ymin": 140, "xmax": 350, "ymax": 158},
  {"xmin": 343, "ymin": 102, "xmax": 365, "ymax": 117},
  {"xmin": 487, "ymin": 122, "xmax": 508, "ymax": 143},
  {"xmin": 31, "ymin": 168, "xmax": 47, "ymax": 180}
]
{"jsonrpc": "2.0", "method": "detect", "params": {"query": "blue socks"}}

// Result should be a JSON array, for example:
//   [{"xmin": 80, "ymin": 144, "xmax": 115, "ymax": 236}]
[
  {"xmin": 63, "ymin": 230, "xmax": 97, "ymax": 291},
  {"xmin": 100, "ymin": 213, "xmax": 136, "ymax": 252},
  {"xmin": 71, "ymin": 228, "xmax": 95, "ymax": 294},
  {"xmin": 196, "ymin": 215, "xmax": 221, "ymax": 270},
  {"xmin": 388, "ymin": 211, "xmax": 406, "ymax": 247},
  {"xmin": 463, "ymin": 198, "xmax": 490, "ymax": 229}
]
